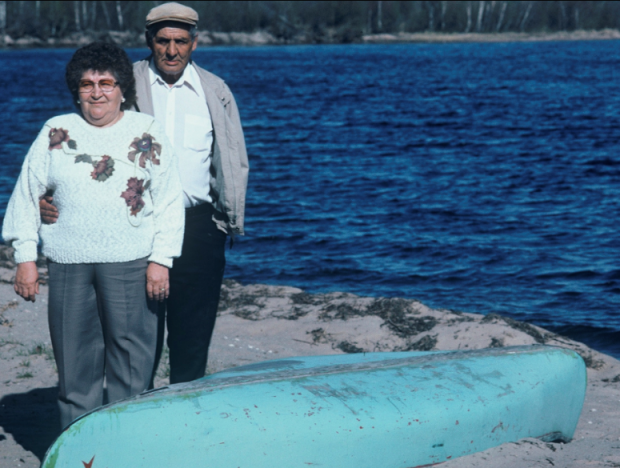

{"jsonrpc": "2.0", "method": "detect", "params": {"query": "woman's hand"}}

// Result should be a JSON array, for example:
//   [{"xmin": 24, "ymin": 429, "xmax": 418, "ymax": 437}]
[
  {"xmin": 15, "ymin": 262, "xmax": 39, "ymax": 302},
  {"xmin": 146, "ymin": 262, "xmax": 169, "ymax": 302}
]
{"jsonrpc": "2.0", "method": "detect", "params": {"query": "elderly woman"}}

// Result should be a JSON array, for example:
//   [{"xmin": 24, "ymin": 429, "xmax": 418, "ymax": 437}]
[{"xmin": 2, "ymin": 42, "xmax": 184, "ymax": 428}]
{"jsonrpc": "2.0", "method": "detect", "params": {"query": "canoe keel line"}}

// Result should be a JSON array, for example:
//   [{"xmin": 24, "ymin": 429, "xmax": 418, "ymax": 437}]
[{"xmin": 42, "ymin": 345, "xmax": 586, "ymax": 467}]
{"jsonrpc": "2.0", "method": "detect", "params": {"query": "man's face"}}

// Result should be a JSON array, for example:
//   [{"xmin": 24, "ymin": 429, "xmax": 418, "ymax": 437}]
[{"xmin": 148, "ymin": 26, "xmax": 197, "ymax": 85}]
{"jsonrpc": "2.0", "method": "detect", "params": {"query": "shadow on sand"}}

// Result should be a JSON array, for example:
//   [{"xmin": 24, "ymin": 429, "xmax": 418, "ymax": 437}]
[{"xmin": 0, "ymin": 386, "xmax": 60, "ymax": 461}]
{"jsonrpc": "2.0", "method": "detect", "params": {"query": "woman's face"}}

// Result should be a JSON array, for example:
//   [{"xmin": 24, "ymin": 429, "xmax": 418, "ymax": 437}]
[{"xmin": 78, "ymin": 69, "xmax": 124, "ymax": 128}]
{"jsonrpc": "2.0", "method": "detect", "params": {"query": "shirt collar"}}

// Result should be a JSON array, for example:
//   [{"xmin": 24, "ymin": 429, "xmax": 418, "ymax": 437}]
[{"xmin": 148, "ymin": 59, "xmax": 201, "ymax": 96}]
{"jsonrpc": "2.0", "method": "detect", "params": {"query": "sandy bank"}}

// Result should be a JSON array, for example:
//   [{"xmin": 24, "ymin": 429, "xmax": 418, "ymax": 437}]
[{"xmin": 0, "ymin": 247, "xmax": 618, "ymax": 466}]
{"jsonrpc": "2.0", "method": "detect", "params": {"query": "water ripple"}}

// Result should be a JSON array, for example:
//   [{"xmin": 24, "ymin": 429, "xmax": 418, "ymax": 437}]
[{"xmin": 1, "ymin": 42, "xmax": 619, "ymax": 357}]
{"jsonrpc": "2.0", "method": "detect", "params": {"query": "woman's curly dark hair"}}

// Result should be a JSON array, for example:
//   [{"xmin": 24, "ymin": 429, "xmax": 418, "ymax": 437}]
[{"xmin": 66, "ymin": 41, "xmax": 136, "ymax": 111}]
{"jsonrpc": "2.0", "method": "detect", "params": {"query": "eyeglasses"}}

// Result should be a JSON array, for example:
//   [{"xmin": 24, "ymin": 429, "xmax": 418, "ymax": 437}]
[{"xmin": 78, "ymin": 79, "xmax": 119, "ymax": 94}]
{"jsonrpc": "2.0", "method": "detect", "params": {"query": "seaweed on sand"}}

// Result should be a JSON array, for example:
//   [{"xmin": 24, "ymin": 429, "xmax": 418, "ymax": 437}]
[
  {"xmin": 0, "ymin": 300, "xmax": 18, "ymax": 327},
  {"xmin": 225, "ymin": 293, "xmax": 261, "ymax": 309},
  {"xmin": 225, "ymin": 292, "xmax": 264, "ymax": 320},
  {"xmin": 217, "ymin": 288, "xmax": 231, "ymax": 313},
  {"xmin": 489, "ymin": 337, "xmax": 505, "ymax": 348},
  {"xmin": 366, "ymin": 298, "xmax": 413, "ymax": 319},
  {"xmin": 481, "ymin": 313, "xmax": 549, "ymax": 344},
  {"xmin": 319, "ymin": 297, "xmax": 438, "ymax": 338},
  {"xmin": 280, "ymin": 306, "xmax": 310, "ymax": 320},
  {"xmin": 336, "ymin": 341, "xmax": 364, "ymax": 354},
  {"xmin": 290, "ymin": 292, "xmax": 320, "ymax": 305},
  {"xmin": 320, "ymin": 302, "xmax": 362, "ymax": 321},
  {"xmin": 401, "ymin": 335, "xmax": 438, "ymax": 351},
  {"xmin": 383, "ymin": 315, "xmax": 438, "ymax": 339},
  {"xmin": 368, "ymin": 298, "xmax": 437, "ymax": 338},
  {"xmin": 579, "ymin": 352, "xmax": 605, "ymax": 370},
  {"xmin": 307, "ymin": 328, "xmax": 331, "ymax": 344},
  {"xmin": 232, "ymin": 308, "xmax": 261, "ymax": 321}
]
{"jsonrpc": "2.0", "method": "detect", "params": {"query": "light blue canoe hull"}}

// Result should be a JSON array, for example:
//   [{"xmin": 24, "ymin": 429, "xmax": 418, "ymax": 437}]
[{"xmin": 42, "ymin": 345, "xmax": 586, "ymax": 468}]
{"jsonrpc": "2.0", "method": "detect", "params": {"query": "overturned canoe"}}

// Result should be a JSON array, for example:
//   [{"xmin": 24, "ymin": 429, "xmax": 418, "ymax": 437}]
[{"xmin": 42, "ymin": 345, "xmax": 586, "ymax": 468}]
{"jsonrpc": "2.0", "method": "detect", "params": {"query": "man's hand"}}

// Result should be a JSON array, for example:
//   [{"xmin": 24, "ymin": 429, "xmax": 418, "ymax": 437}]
[
  {"xmin": 40, "ymin": 194, "xmax": 59, "ymax": 224},
  {"xmin": 146, "ymin": 262, "xmax": 169, "ymax": 302},
  {"xmin": 15, "ymin": 262, "xmax": 39, "ymax": 302}
]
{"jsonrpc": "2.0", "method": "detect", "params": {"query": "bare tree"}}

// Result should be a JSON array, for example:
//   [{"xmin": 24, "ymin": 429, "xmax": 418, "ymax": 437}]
[
  {"xmin": 102, "ymin": 0, "xmax": 112, "ymax": 29},
  {"xmin": 441, "ymin": 1, "xmax": 447, "ymax": 30},
  {"xmin": 82, "ymin": 0, "xmax": 88, "ymax": 29},
  {"xmin": 427, "ymin": 1, "xmax": 435, "ymax": 31},
  {"xmin": 115, "ymin": 0, "xmax": 123, "ymax": 30},
  {"xmin": 519, "ymin": 1, "xmax": 533, "ymax": 32},
  {"xmin": 465, "ymin": 1, "xmax": 472, "ymax": 32},
  {"xmin": 496, "ymin": 1, "xmax": 507, "ymax": 32},
  {"xmin": 486, "ymin": 1, "xmax": 495, "ymax": 30},
  {"xmin": 559, "ymin": 1, "xmax": 567, "ymax": 30},
  {"xmin": 35, "ymin": 0, "xmax": 40, "ymax": 23},
  {"xmin": 50, "ymin": 1, "xmax": 57, "ymax": 36},
  {"xmin": 377, "ymin": 0, "xmax": 382, "ymax": 31},
  {"xmin": 74, "ymin": 0, "xmax": 81, "ymax": 30},
  {"xmin": 574, "ymin": 6, "xmax": 579, "ymax": 30},
  {"xmin": 91, "ymin": 1, "xmax": 98, "ymax": 28},
  {"xmin": 476, "ymin": 0, "xmax": 485, "ymax": 32},
  {"xmin": 0, "ymin": 1, "xmax": 5, "ymax": 46}
]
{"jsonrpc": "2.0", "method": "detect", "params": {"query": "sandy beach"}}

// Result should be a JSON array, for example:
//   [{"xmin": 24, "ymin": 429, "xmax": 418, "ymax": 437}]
[{"xmin": 0, "ymin": 248, "xmax": 618, "ymax": 467}]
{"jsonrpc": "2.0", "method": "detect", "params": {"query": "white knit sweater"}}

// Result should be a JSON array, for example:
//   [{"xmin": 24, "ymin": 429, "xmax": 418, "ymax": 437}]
[{"xmin": 2, "ymin": 111, "xmax": 185, "ymax": 268}]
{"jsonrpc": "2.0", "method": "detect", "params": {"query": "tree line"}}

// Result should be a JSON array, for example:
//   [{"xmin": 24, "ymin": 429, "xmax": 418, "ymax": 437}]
[{"xmin": 1, "ymin": 1, "xmax": 619, "ymax": 41}]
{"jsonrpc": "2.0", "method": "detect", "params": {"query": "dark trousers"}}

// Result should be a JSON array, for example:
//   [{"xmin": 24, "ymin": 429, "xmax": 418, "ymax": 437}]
[
  {"xmin": 155, "ymin": 203, "xmax": 227, "ymax": 384},
  {"xmin": 48, "ymin": 258, "xmax": 157, "ymax": 429}
]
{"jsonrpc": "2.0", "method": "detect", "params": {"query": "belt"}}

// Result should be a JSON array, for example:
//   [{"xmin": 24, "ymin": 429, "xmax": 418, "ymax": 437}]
[{"xmin": 185, "ymin": 203, "xmax": 215, "ymax": 218}]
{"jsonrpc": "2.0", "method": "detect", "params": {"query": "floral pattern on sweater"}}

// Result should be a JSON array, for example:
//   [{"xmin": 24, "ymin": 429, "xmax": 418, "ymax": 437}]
[
  {"xmin": 74, "ymin": 154, "xmax": 116, "ymax": 182},
  {"xmin": 128, "ymin": 133, "xmax": 161, "ymax": 168},
  {"xmin": 48, "ymin": 128, "xmax": 70, "ymax": 150},
  {"xmin": 120, "ymin": 177, "xmax": 146, "ymax": 216},
  {"xmin": 91, "ymin": 156, "xmax": 115, "ymax": 182}
]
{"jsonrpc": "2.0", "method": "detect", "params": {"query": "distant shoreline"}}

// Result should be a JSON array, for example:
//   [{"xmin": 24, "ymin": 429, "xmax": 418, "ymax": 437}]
[
  {"xmin": 362, "ymin": 29, "xmax": 620, "ymax": 44},
  {"xmin": 2, "ymin": 28, "xmax": 620, "ymax": 49}
]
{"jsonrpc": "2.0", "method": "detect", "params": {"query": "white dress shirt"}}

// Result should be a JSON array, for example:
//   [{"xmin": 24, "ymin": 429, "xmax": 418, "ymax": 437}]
[{"xmin": 149, "ymin": 61, "xmax": 213, "ymax": 208}]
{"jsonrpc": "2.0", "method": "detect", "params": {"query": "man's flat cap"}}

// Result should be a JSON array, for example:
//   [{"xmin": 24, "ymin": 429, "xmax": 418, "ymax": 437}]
[{"xmin": 145, "ymin": 2, "xmax": 199, "ymax": 27}]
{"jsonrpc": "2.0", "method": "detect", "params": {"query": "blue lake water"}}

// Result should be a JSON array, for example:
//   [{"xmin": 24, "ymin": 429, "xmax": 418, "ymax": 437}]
[{"xmin": 1, "ymin": 42, "xmax": 619, "ymax": 358}]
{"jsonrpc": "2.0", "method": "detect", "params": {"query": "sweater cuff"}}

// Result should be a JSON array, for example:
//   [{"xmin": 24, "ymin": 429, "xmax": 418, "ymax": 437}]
[
  {"xmin": 14, "ymin": 241, "xmax": 38, "ymax": 264},
  {"xmin": 148, "ymin": 253, "xmax": 173, "ymax": 269}
]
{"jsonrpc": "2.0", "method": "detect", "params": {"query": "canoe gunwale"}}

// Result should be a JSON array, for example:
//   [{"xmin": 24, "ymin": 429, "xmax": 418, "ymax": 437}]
[{"xmin": 107, "ymin": 344, "xmax": 582, "ymax": 404}]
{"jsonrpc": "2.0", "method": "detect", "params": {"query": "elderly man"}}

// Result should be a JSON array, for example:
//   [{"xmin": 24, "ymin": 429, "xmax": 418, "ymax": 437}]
[{"xmin": 40, "ymin": 2, "xmax": 249, "ymax": 384}]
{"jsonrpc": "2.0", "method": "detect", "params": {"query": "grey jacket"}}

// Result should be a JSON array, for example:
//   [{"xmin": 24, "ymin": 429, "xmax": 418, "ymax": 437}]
[{"xmin": 132, "ymin": 59, "xmax": 249, "ymax": 236}]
